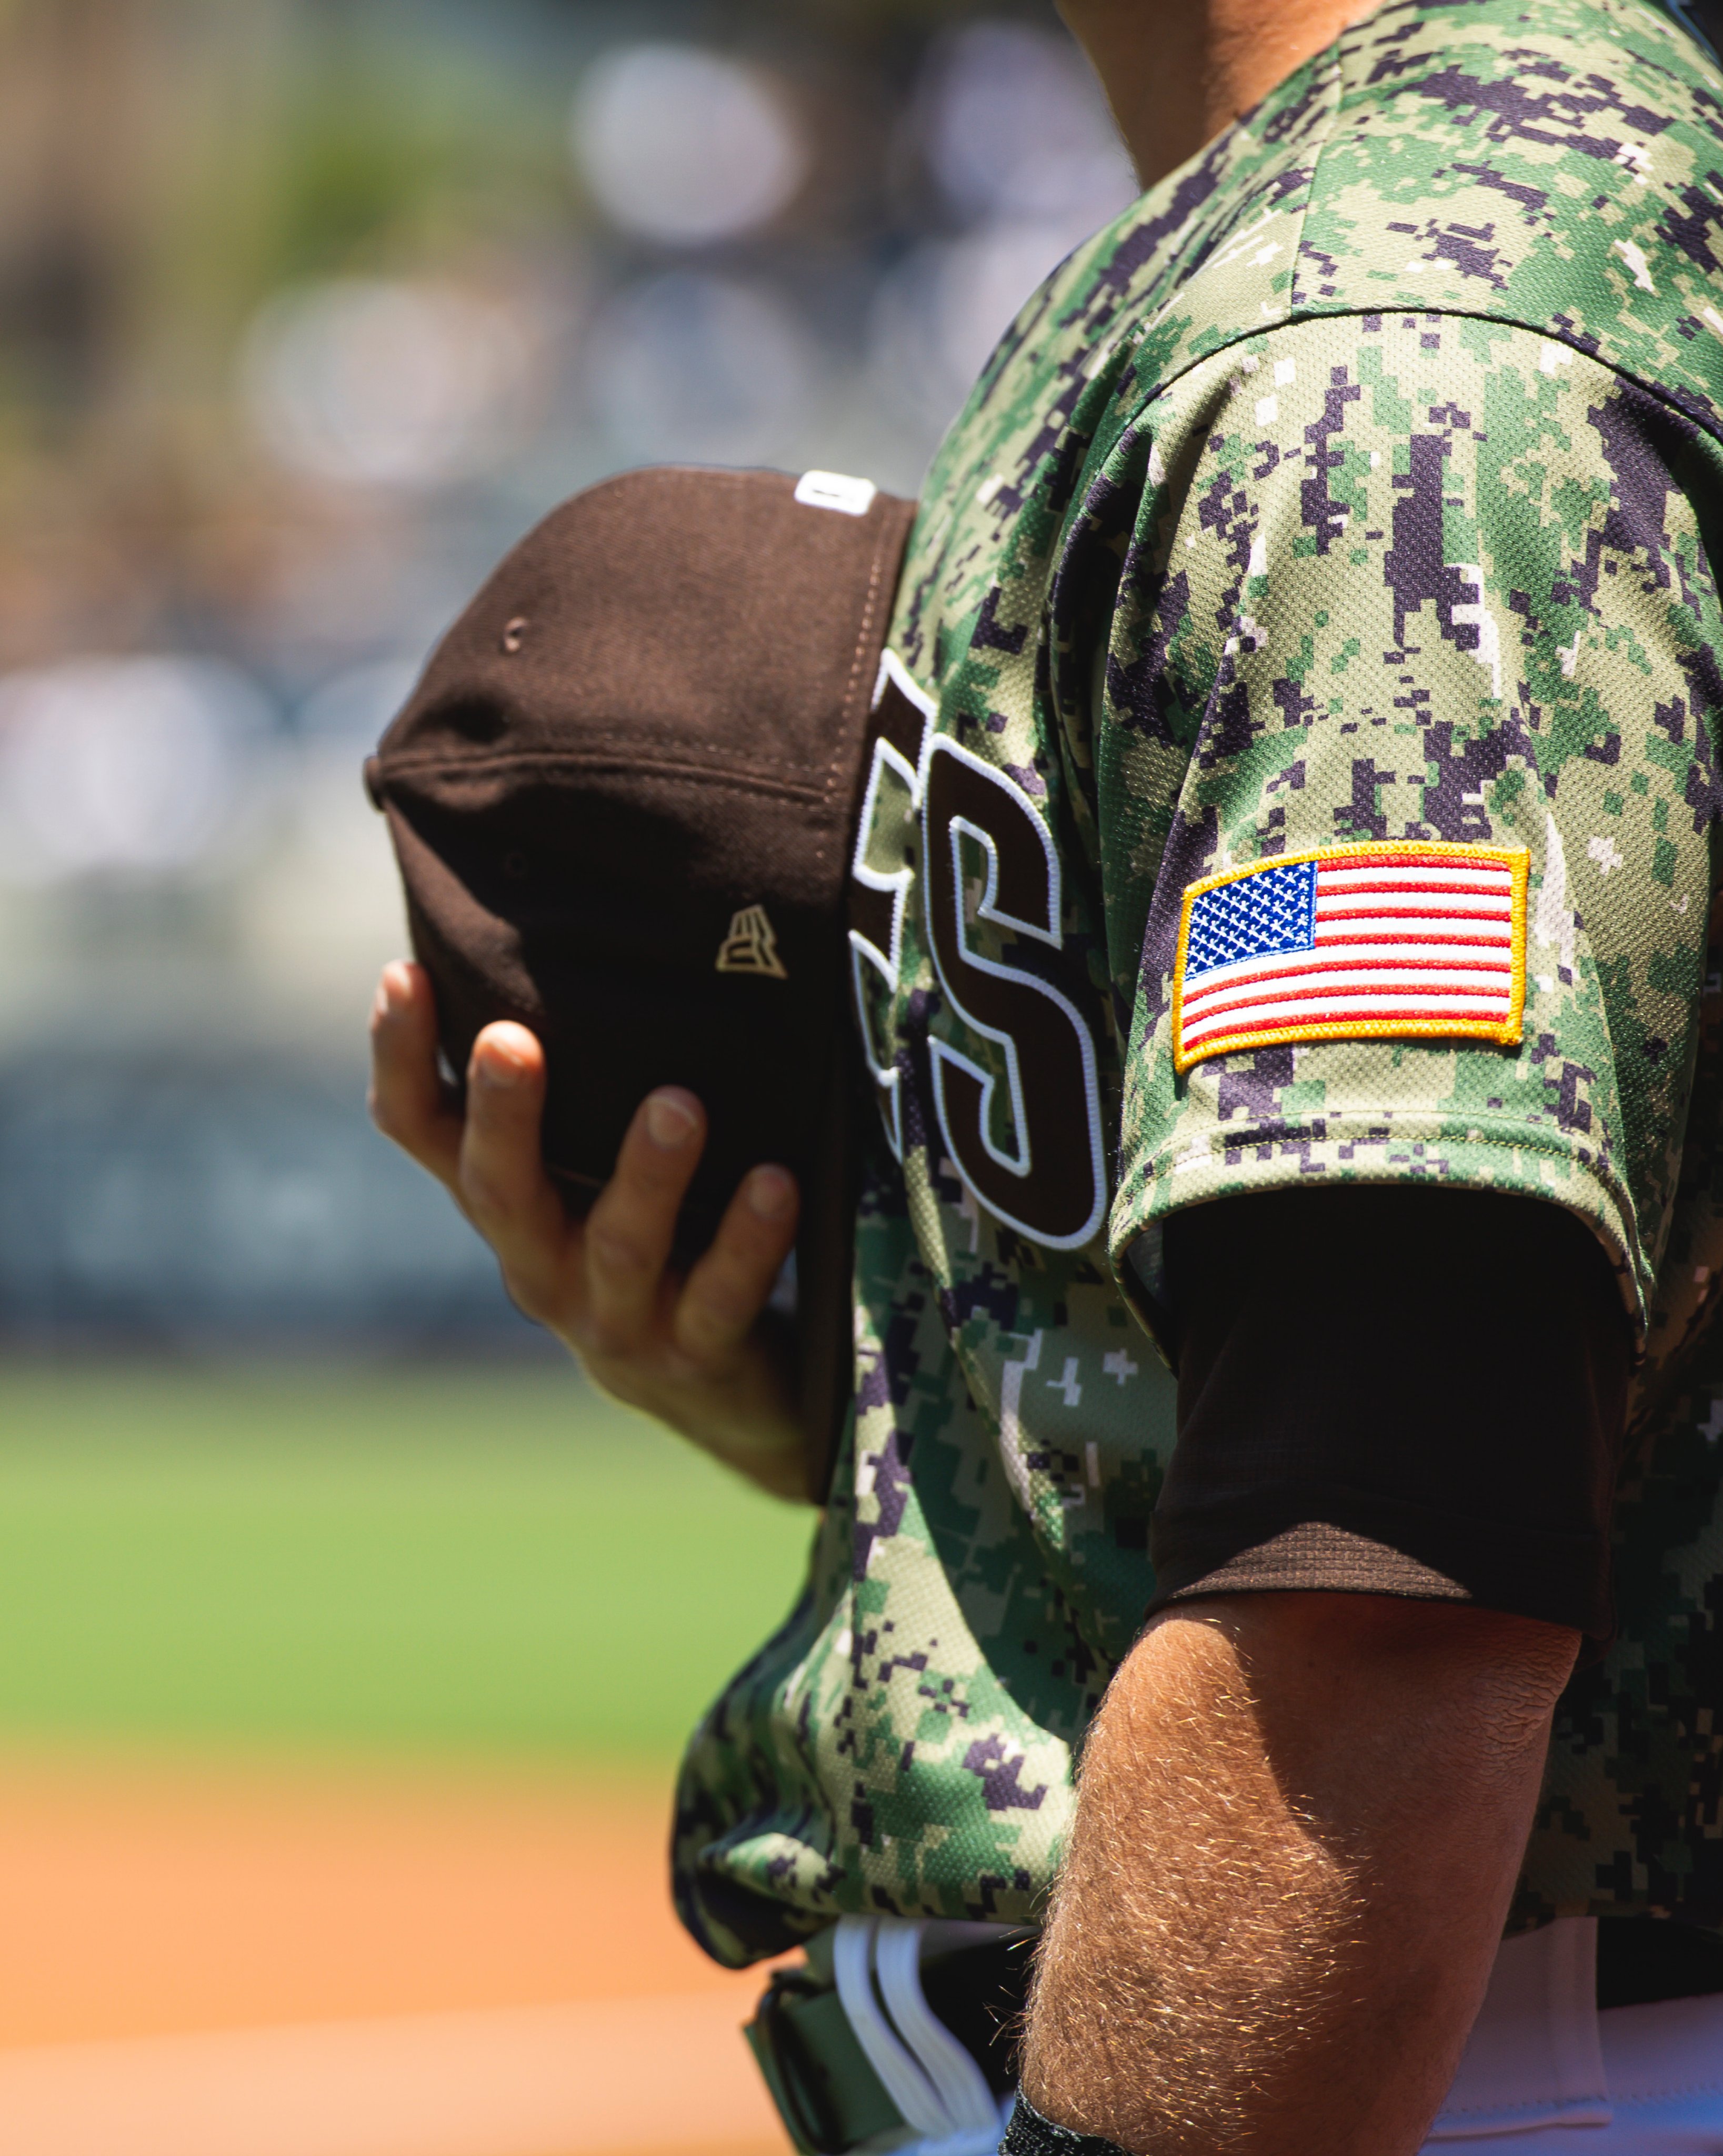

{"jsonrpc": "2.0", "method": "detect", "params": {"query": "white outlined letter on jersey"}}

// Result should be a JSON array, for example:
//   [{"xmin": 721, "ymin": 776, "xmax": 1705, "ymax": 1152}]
[
  {"xmin": 848, "ymin": 651, "xmax": 935, "ymax": 1160},
  {"xmin": 921, "ymin": 737, "xmax": 1107, "ymax": 1252}
]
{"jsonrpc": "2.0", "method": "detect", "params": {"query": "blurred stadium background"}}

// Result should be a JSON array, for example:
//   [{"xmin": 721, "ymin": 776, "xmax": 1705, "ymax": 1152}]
[{"xmin": 0, "ymin": 2, "xmax": 1135, "ymax": 2150}]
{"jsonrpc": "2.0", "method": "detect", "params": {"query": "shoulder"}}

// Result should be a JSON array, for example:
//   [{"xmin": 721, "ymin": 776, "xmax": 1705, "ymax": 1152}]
[
  {"xmin": 901, "ymin": 0, "xmax": 1723, "ymax": 673},
  {"xmin": 1103, "ymin": 310, "xmax": 1723, "ymax": 714},
  {"xmin": 1111, "ymin": 0, "xmax": 1723, "ymax": 440}
]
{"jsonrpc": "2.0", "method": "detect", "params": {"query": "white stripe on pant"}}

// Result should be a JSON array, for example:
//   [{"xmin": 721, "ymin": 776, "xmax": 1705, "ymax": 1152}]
[
  {"xmin": 1421, "ymin": 1918, "xmax": 1723, "ymax": 2151},
  {"xmin": 868, "ymin": 1916, "xmax": 1723, "ymax": 2154}
]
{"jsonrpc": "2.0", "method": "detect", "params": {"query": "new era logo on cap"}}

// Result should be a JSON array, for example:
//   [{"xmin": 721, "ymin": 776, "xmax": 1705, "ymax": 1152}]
[{"xmin": 716, "ymin": 905, "xmax": 788, "ymax": 980}]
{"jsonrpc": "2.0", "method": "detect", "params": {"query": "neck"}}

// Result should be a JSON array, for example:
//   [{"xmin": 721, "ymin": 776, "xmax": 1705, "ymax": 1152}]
[{"xmin": 1059, "ymin": 0, "xmax": 1372, "ymax": 188}]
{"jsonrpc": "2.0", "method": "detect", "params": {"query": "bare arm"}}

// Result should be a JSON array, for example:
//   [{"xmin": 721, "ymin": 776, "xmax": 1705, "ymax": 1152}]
[
  {"xmin": 368, "ymin": 960, "xmax": 814, "ymax": 1500},
  {"xmin": 1021, "ymin": 1593, "xmax": 1579, "ymax": 2156}
]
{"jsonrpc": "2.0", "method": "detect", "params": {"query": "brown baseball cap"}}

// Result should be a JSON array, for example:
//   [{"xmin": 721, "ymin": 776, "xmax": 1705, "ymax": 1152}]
[{"xmin": 365, "ymin": 465, "xmax": 916, "ymax": 1487}]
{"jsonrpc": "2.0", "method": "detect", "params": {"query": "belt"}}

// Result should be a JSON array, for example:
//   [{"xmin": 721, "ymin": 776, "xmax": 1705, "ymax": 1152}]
[
  {"xmin": 1596, "ymin": 1917, "xmax": 1723, "ymax": 2008},
  {"xmin": 748, "ymin": 1917, "xmax": 1723, "ymax": 2156}
]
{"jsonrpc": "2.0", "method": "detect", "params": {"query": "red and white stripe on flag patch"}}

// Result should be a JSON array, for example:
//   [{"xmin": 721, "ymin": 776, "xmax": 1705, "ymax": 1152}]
[{"xmin": 1171, "ymin": 842, "xmax": 1529, "ymax": 1075}]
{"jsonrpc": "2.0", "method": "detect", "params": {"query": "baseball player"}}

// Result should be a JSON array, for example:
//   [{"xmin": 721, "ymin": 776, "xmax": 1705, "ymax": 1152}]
[{"xmin": 372, "ymin": 1, "xmax": 1723, "ymax": 2150}]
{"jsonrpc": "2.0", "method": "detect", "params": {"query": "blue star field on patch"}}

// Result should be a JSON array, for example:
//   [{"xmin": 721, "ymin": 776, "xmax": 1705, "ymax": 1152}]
[{"xmin": 1184, "ymin": 860, "xmax": 1317, "ymax": 976}]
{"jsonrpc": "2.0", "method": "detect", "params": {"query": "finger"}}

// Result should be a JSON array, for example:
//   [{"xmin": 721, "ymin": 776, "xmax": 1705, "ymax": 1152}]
[
  {"xmin": 583, "ymin": 1089, "xmax": 706, "ymax": 1352},
  {"xmin": 456, "ymin": 1026, "xmax": 575, "ymax": 1310},
  {"xmin": 674, "ymin": 1165, "xmax": 800, "ymax": 1365},
  {"xmin": 368, "ymin": 961, "xmax": 462, "ymax": 1186}
]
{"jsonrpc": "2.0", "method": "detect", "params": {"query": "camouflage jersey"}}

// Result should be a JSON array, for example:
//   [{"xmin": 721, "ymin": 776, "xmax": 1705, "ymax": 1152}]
[{"xmin": 675, "ymin": 0, "xmax": 1723, "ymax": 1961}]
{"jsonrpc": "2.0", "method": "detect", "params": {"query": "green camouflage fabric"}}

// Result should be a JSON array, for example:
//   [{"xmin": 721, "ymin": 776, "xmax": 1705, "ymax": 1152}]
[{"xmin": 673, "ymin": 0, "xmax": 1723, "ymax": 1964}]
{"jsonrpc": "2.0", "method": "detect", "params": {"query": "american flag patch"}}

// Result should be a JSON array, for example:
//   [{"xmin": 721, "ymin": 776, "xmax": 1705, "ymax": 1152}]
[{"xmin": 1172, "ymin": 842, "xmax": 1529, "ymax": 1075}]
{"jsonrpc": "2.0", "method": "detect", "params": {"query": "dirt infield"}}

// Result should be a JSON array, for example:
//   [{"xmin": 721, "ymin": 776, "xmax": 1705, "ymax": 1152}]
[{"xmin": 0, "ymin": 1749, "xmax": 790, "ymax": 2156}]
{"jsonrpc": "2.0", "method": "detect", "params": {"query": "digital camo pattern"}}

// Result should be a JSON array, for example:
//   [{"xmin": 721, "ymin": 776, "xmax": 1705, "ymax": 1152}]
[{"xmin": 674, "ymin": 0, "xmax": 1723, "ymax": 1964}]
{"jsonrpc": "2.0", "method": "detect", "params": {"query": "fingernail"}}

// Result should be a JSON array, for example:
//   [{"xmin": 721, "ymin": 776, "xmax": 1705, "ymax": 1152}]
[
  {"xmin": 378, "ymin": 963, "xmax": 413, "ymax": 1020},
  {"xmin": 475, "ymin": 1045, "xmax": 524, "ymax": 1090},
  {"xmin": 747, "ymin": 1167, "xmax": 795, "ymax": 1222},
  {"xmin": 645, "ymin": 1093, "xmax": 698, "ymax": 1149}
]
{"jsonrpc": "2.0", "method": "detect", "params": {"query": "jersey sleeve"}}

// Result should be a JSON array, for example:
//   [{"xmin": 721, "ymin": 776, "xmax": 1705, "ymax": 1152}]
[
  {"xmin": 1095, "ymin": 312, "xmax": 1723, "ymax": 1361},
  {"xmin": 1155, "ymin": 1183, "xmax": 1629, "ymax": 1640}
]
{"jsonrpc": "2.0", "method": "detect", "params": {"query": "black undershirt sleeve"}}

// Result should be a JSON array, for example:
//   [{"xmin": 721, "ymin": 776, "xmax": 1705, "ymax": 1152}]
[{"xmin": 1148, "ymin": 1186, "xmax": 1631, "ymax": 1642}]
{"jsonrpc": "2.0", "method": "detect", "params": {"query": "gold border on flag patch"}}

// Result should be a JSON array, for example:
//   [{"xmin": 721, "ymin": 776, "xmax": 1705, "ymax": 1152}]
[{"xmin": 1171, "ymin": 841, "xmax": 1529, "ymax": 1075}]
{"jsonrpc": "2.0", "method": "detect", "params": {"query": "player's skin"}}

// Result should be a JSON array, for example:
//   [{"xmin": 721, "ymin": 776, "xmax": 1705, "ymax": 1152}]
[
  {"xmin": 1063, "ymin": 0, "xmax": 1372, "ymax": 187},
  {"xmin": 368, "ymin": 961, "xmax": 809, "ymax": 1501},
  {"xmin": 371, "ymin": 5, "xmax": 1583, "ymax": 2148}
]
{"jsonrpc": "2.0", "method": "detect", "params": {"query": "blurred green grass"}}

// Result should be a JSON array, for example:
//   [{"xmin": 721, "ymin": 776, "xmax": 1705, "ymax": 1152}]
[{"xmin": 0, "ymin": 1363, "xmax": 814, "ymax": 1765}]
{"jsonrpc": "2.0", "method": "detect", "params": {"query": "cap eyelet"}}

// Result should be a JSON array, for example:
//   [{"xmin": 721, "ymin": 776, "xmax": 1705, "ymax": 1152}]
[{"xmin": 502, "ymin": 616, "xmax": 529, "ymax": 655}]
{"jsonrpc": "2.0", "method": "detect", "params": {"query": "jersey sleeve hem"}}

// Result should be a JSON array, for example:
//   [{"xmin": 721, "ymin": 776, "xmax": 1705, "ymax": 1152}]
[
  {"xmin": 1109, "ymin": 1113, "xmax": 1644, "ymax": 1363},
  {"xmin": 1146, "ymin": 1497, "xmax": 1612, "ymax": 1641}
]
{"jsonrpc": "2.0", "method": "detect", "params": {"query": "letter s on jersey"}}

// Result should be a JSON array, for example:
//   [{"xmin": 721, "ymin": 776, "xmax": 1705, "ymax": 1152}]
[
  {"xmin": 922, "ymin": 737, "xmax": 1106, "ymax": 1251},
  {"xmin": 848, "ymin": 653, "xmax": 1107, "ymax": 1253}
]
